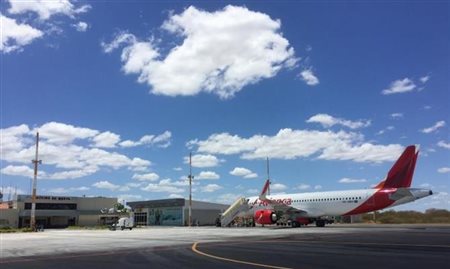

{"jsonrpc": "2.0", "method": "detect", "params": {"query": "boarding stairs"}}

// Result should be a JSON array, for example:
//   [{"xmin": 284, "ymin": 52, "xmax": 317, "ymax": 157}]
[{"xmin": 221, "ymin": 197, "xmax": 249, "ymax": 227}]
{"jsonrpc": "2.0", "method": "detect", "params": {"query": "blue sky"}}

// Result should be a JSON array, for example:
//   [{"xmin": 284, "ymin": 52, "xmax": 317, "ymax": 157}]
[{"xmin": 1, "ymin": 1, "xmax": 449, "ymax": 211}]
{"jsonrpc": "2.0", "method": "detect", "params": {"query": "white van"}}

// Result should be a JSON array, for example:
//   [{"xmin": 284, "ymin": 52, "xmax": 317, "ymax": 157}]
[{"xmin": 110, "ymin": 217, "xmax": 134, "ymax": 231}]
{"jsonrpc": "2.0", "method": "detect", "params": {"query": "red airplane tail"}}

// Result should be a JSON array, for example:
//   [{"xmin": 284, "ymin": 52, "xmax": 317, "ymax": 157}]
[{"xmin": 374, "ymin": 145, "xmax": 419, "ymax": 189}]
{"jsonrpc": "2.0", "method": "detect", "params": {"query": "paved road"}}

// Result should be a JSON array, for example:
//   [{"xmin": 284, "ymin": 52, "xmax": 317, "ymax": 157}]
[{"xmin": 2, "ymin": 225, "xmax": 449, "ymax": 268}]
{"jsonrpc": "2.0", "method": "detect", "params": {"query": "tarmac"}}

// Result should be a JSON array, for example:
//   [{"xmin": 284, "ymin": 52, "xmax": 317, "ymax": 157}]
[{"xmin": 1, "ymin": 224, "xmax": 449, "ymax": 268}]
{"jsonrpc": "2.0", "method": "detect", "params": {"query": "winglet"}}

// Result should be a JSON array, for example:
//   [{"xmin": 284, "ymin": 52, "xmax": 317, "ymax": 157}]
[{"xmin": 259, "ymin": 179, "xmax": 270, "ymax": 199}]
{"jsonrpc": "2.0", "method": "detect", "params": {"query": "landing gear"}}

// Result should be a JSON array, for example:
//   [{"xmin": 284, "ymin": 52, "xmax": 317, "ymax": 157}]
[{"xmin": 291, "ymin": 221, "xmax": 300, "ymax": 228}]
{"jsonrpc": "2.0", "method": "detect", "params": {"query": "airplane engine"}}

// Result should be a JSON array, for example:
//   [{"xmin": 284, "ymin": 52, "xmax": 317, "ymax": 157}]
[{"xmin": 254, "ymin": 210, "xmax": 277, "ymax": 225}]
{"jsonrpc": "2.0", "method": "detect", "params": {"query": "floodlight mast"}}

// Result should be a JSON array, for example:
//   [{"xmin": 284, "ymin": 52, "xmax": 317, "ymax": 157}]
[{"xmin": 30, "ymin": 132, "xmax": 42, "ymax": 231}]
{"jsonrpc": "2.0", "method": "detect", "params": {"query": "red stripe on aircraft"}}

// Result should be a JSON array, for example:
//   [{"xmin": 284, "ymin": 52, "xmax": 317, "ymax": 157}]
[{"xmin": 343, "ymin": 188, "xmax": 396, "ymax": 216}]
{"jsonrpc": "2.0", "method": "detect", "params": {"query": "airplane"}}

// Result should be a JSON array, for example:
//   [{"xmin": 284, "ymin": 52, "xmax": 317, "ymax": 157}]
[{"xmin": 246, "ymin": 145, "xmax": 433, "ymax": 227}]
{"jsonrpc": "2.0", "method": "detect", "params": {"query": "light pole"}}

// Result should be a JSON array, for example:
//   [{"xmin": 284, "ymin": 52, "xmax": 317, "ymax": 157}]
[{"xmin": 30, "ymin": 132, "xmax": 42, "ymax": 231}]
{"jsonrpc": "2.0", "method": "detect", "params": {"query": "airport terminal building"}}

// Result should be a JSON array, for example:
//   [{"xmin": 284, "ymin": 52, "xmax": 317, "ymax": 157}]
[
  {"xmin": 0, "ymin": 195, "xmax": 117, "ymax": 228},
  {"xmin": 128, "ymin": 198, "xmax": 229, "ymax": 226}
]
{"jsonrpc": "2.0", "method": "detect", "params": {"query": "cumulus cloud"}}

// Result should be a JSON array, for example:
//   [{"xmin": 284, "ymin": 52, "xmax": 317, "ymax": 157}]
[
  {"xmin": 1, "ymin": 14, "xmax": 43, "ymax": 53},
  {"xmin": 306, "ymin": 114, "xmax": 371, "ymax": 129},
  {"xmin": 184, "ymin": 154, "xmax": 221, "ymax": 168},
  {"xmin": 73, "ymin": 21, "xmax": 88, "ymax": 32},
  {"xmin": 196, "ymin": 171, "xmax": 220, "ymax": 180},
  {"xmin": 141, "ymin": 178, "xmax": 187, "ymax": 193},
  {"xmin": 437, "ymin": 167, "xmax": 450, "ymax": 174},
  {"xmin": 300, "ymin": 69, "xmax": 319, "ymax": 86},
  {"xmin": 229, "ymin": 167, "xmax": 258, "ymax": 179},
  {"xmin": 270, "ymin": 183, "xmax": 287, "ymax": 191},
  {"xmin": 201, "ymin": 184, "xmax": 222, "ymax": 192},
  {"xmin": 92, "ymin": 180, "xmax": 120, "ymax": 191},
  {"xmin": 420, "ymin": 121, "xmax": 446, "ymax": 134},
  {"xmin": 92, "ymin": 131, "xmax": 121, "ymax": 148},
  {"xmin": 1, "ymin": 122, "xmax": 154, "ymax": 180},
  {"xmin": 188, "ymin": 128, "xmax": 403, "ymax": 163},
  {"xmin": 338, "ymin": 178, "xmax": 367, "ymax": 183},
  {"xmin": 132, "ymin": 173, "xmax": 160, "ymax": 181},
  {"xmin": 119, "ymin": 131, "xmax": 171, "ymax": 148},
  {"xmin": 296, "ymin": 183, "xmax": 310, "ymax": 190},
  {"xmin": 437, "ymin": 141, "xmax": 450, "ymax": 149},
  {"xmin": 8, "ymin": 0, "xmax": 91, "ymax": 20},
  {"xmin": 102, "ymin": 5, "xmax": 297, "ymax": 99},
  {"xmin": 382, "ymin": 78, "xmax": 416, "ymax": 95}
]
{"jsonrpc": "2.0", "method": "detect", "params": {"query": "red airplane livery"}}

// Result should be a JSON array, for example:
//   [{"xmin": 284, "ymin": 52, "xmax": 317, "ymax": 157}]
[{"xmin": 246, "ymin": 145, "xmax": 432, "ymax": 227}]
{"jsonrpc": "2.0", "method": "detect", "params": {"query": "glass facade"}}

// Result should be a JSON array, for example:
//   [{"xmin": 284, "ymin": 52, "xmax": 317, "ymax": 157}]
[{"xmin": 148, "ymin": 207, "xmax": 183, "ymax": 226}]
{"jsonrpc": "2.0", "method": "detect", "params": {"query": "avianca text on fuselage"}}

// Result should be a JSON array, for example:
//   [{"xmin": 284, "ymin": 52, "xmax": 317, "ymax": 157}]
[{"xmin": 245, "ymin": 145, "xmax": 432, "ymax": 227}]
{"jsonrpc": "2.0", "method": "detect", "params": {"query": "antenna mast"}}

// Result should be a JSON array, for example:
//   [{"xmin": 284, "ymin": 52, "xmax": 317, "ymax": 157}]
[
  {"xmin": 30, "ymin": 132, "xmax": 42, "ymax": 231},
  {"xmin": 188, "ymin": 152, "xmax": 193, "ymax": 227}
]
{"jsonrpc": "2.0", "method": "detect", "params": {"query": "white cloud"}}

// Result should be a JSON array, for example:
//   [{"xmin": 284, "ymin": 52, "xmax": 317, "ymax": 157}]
[
  {"xmin": 216, "ymin": 193, "xmax": 241, "ymax": 204},
  {"xmin": 141, "ymin": 179, "xmax": 186, "ymax": 193},
  {"xmin": 390, "ymin": 113, "xmax": 403, "ymax": 119},
  {"xmin": 271, "ymin": 183, "xmax": 287, "ymax": 191},
  {"xmin": 168, "ymin": 193, "xmax": 184, "ymax": 198},
  {"xmin": 382, "ymin": 78, "xmax": 416, "ymax": 95},
  {"xmin": 92, "ymin": 131, "xmax": 121, "ymax": 148},
  {"xmin": 103, "ymin": 5, "xmax": 297, "ymax": 99},
  {"xmin": 132, "ymin": 172, "xmax": 159, "ymax": 181},
  {"xmin": 229, "ymin": 167, "xmax": 258, "ymax": 179},
  {"xmin": 306, "ymin": 114, "xmax": 371, "ymax": 129},
  {"xmin": 420, "ymin": 75, "xmax": 430, "ymax": 83},
  {"xmin": 184, "ymin": 154, "xmax": 221, "ymax": 168},
  {"xmin": 296, "ymin": 184, "xmax": 310, "ymax": 190},
  {"xmin": 196, "ymin": 171, "xmax": 220, "ymax": 180},
  {"xmin": 420, "ymin": 121, "xmax": 446, "ymax": 134},
  {"xmin": 73, "ymin": 21, "xmax": 88, "ymax": 32},
  {"xmin": 119, "ymin": 131, "xmax": 171, "ymax": 148},
  {"xmin": 314, "ymin": 185, "xmax": 322, "ymax": 190},
  {"xmin": 437, "ymin": 167, "xmax": 450, "ymax": 174},
  {"xmin": 1, "ymin": 14, "xmax": 43, "ymax": 53},
  {"xmin": 1, "ymin": 122, "xmax": 152, "ymax": 180},
  {"xmin": 300, "ymin": 69, "xmax": 319, "ymax": 86},
  {"xmin": 338, "ymin": 178, "xmax": 367, "ymax": 183},
  {"xmin": 189, "ymin": 128, "xmax": 403, "ymax": 163},
  {"xmin": 92, "ymin": 180, "xmax": 120, "ymax": 191},
  {"xmin": 437, "ymin": 141, "xmax": 450, "ymax": 150},
  {"xmin": 201, "ymin": 184, "xmax": 222, "ymax": 192},
  {"xmin": 47, "ymin": 186, "xmax": 89, "ymax": 194},
  {"xmin": 8, "ymin": 0, "xmax": 91, "ymax": 20},
  {"xmin": 376, "ymin": 126, "xmax": 395, "ymax": 136},
  {"xmin": 35, "ymin": 122, "xmax": 99, "ymax": 144},
  {"xmin": 0, "ymin": 165, "xmax": 42, "ymax": 178},
  {"xmin": 173, "ymin": 167, "xmax": 183, "ymax": 171}
]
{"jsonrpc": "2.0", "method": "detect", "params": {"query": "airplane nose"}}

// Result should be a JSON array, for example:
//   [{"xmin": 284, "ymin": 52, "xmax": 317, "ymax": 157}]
[{"xmin": 429, "ymin": 190, "xmax": 433, "ymax": 195}]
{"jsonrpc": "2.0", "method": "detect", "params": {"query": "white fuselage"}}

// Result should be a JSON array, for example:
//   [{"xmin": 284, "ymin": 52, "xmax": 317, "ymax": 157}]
[{"xmin": 247, "ymin": 187, "xmax": 430, "ymax": 218}]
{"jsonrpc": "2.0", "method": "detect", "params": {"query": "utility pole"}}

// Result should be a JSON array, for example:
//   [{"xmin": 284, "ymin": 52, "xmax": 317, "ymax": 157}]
[
  {"xmin": 188, "ymin": 152, "xmax": 193, "ymax": 227},
  {"xmin": 30, "ymin": 132, "xmax": 41, "ymax": 231}
]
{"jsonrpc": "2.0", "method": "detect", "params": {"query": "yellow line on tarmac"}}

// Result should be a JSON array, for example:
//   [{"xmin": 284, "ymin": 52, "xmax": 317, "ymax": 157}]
[{"xmin": 191, "ymin": 242, "xmax": 293, "ymax": 269}]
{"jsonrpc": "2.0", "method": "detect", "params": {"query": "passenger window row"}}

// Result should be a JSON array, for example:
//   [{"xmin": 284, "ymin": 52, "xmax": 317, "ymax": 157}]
[{"xmin": 292, "ymin": 197, "xmax": 362, "ymax": 203}]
